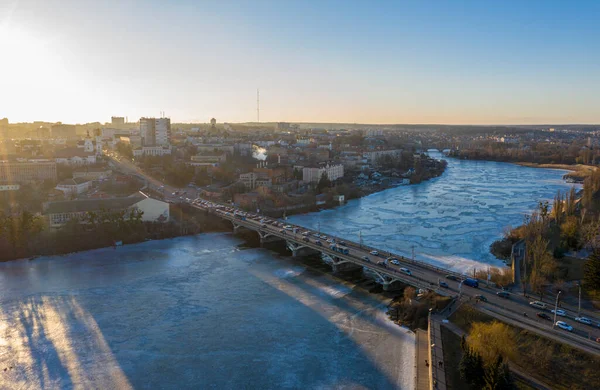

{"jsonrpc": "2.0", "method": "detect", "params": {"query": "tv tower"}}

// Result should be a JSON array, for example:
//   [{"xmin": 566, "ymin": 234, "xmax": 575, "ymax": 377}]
[{"xmin": 257, "ymin": 89, "xmax": 260, "ymax": 123}]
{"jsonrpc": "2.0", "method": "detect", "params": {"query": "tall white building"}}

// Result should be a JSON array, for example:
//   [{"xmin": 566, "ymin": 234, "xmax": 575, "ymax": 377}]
[
  {"xmin": 140, "ymin": 117, "xmax": 171, "ymax": 146},
  {"xmin": 303, "ymin": 164, "xmax": 344, "ymax": 183}
]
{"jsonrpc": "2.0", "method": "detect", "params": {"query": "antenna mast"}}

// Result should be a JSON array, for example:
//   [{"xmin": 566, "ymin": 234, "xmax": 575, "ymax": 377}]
[{"xmin": 257, "ymin": 89, "xmax": 260, "ymax": 123}]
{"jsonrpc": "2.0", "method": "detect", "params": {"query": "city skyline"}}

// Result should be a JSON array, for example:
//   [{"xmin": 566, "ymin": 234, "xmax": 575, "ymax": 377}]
[{"xmin": 1, "ymin": 0, "xmax": 599, "ymax": 125}]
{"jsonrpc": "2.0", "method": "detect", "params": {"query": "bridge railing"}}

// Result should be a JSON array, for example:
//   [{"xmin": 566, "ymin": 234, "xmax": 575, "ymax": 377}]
[{"xmin": 195, "ymin": 200, "xmax": 475, "ymax": 283}]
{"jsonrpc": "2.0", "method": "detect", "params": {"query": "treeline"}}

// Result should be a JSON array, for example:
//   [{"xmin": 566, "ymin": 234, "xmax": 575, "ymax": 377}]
[
  {"xmin": 450, "ymin": 140, "xmax": 599, "ymax": 165},
  {"xmin": 491, "ymin": 168, "xmax": 600, "ymax": 298},
  {"xmin": 0, "ymin": 206, "xmax": 210, "ymax": 262}
]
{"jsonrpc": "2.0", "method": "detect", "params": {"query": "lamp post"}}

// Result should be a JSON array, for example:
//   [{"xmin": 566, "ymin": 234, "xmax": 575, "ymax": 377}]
[{"xmin": 553, "ymin": 291, "xmax": 562, "ymax": 328}]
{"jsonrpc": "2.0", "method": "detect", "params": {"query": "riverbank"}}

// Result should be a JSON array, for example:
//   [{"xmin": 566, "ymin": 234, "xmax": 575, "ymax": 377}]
[{"xmin": 515, "ymin": 162, "xmax": 597, "ymax": 182}]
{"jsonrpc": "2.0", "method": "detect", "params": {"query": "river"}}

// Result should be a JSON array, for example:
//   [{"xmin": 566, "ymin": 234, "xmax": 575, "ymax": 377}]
[
  {"xmin": 290, "ymin": 152, "xmax": 580, "ymax": 273},
  {"xmin": 0, "ymin": 234, "xmax": 415, "ymax": 389}
]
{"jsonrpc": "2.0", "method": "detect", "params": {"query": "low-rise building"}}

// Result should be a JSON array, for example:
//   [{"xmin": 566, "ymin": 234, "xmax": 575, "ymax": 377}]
[
  {"xmin": 132, "ymin": 146, "xmax": 172, "ymax": 157},
  {"xmin": 55, "ymin": 178, "xmax": 92, "ymax": 196},
  {"xmin": 0, "ymin": 184, "xmax": 19, "ymax": 191},
  {"xmin": 73, "ymin": 168, "xmax": 112, "ymax": 181},
  {"xmin": 54, "ymin": 147, "xmax": 97, "ymax": 165},
  {"xmin": 0, "ymin": 160, "xmax": 57, "ymax": 183},
  {"xmin": 44, "ymin": 192, "xmax": 169, "ymax": 228},
  {"xmin": 302, "ymin": 164, "xmax": 344, "ymax": 183},
  {"xmin": 363, "ymin": 149, "xmax": 402, "ymax": 164}
]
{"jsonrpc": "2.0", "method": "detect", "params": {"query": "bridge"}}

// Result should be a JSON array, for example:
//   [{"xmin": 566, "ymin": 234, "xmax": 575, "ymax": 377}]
[
  {"xmin": 192, "ymin": 200, "xmax": 466, "ymax": 294},
  {"xmin": 190, "ymin": 198, "xmax": 600, "ymax": 356}
]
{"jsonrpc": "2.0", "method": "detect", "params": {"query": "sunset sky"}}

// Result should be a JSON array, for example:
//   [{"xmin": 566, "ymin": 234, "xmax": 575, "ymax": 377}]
[{"xmin": 1, "ymin": 0, "xmax": 599, "ymax": 125}]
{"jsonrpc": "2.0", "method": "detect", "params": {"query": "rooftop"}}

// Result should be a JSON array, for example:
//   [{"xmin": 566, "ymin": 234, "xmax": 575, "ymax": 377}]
[{"xmin": 44, "ymin": 193, "xmax": 147, "ymax": 214}]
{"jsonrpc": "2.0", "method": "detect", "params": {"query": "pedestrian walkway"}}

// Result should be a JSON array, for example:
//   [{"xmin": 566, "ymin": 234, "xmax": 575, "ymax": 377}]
[
  {"xmin": 415, "ymin": 329, "xmax": 430, "ymax": 390},
  {"xmin": 430, "ymin": 316, "xmax": 447, "ymax": 390}
]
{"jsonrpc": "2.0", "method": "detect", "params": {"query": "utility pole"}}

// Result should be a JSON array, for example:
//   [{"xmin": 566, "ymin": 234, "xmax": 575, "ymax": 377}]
[
  {"xmin": 553, "ymin": 290, "xmax": 562, "ymax": 328},
  {"xmin": 358, "ymin": 230, "xmax": 362, "ymax": 248},
  {"xmin": 578, "ymin": 282, "xmax": 582, "ymax": 316},
  {"xmin": 411, "ymin": 244, "xmax": 415, "ymax": 260}
]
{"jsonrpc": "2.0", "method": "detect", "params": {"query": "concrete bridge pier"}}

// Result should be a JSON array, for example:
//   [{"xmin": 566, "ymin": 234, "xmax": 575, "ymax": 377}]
[
  {"xmin": 258, "ymin": 231, "xmax": 284, "ymax": 246},
  {"xmin": 329, "ymin": 256, "xmax": 363, "ymax": 273},
  {"xmin": 382, "ymin": 280, "xmax": 405, "ymax": 292},
  {"xmin": 286, "ymin": 241, "xmax": 319, "ymax": 257}
]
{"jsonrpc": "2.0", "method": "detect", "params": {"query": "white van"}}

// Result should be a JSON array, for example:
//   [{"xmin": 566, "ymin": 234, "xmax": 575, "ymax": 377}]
[{"xmin": 529, "ymin": 301, "xmax": 547, "ymax": 310}]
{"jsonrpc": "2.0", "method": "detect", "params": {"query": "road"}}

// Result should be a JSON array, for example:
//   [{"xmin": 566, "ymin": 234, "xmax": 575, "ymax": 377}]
[{"xmin": 107, "ymin": 153, "xmax": 600, "ymax": 355}]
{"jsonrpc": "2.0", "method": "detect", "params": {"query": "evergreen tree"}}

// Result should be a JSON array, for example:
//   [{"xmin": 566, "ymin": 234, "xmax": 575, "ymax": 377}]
[
  {"xmin": 584, "ymin": 249, "xmax": 600, "ymax": 291},
  {"xmin": 459, "ymin": 347, "xmax": 486, "ymax": 389},
  {"xmin": 316, "ymin": 171, "xmax": 331, "ymax": 194},
  {"xmin": 484, "ymin": 355, "xmax": 513, "ymax": 390}
]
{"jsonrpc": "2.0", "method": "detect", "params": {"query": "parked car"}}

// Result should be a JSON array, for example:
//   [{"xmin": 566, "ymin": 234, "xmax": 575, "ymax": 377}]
[
  {"xmin": 575, "ymin": 317, "xmax": 592, "ymax": 325},
  {"xmin": 551, "ymin": 309, "xmax": 566, "ymax": 317},
  {"xmin": 536, "ymin": 312, "xmax": 552, "ymax": 320},
  {"xmin": 555, "ymin": 321, "xmax": 573, "ymax": 332},
  {"xmin": 496, "ymin": 291, "xmax": 510, "ymax": 299},
  {"xmin": 474, "ymin": 295, "xmax": 487, "ymax": 302},
  {"xmin": 439, "ymin": 281, "xmax": 449, "ymax": 288},
  {"xmin": 529, "ymin": 301, "xmax": 547, "ymax": 310}
]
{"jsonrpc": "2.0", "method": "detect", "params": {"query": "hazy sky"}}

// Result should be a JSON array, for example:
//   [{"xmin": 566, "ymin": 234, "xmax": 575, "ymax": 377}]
[{"xmin": 1, "ymin": 0, "xmax": 599, "ymax": 125}]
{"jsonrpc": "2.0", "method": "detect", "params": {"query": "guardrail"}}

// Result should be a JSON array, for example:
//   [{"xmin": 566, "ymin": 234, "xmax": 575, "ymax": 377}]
[
  {"xmin": 209, "ymin": 208, "xmax": 452, "ymax": 295},
  {"xmin": 195, "ymin": 200, "xmax": 480, "ymax": 287}
]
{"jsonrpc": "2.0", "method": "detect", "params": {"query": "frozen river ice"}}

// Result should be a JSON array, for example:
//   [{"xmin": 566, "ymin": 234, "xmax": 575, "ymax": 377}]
[
  {"xmin": 0, "ymin": 234, "xmax": 415, "ymax": 389},
  {"xmin": 289, "ymin": 152, "xmax": 580, "ymax": 273}
]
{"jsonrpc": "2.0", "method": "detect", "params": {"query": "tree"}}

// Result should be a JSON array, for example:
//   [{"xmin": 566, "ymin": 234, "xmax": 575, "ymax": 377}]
[
  {"xmin": 484, "ymin": 355, "xmax": 513, "ymax": 390},
  {"xmin": 468, "ymin": 321, "xmax": 516, "ymax": 363},
  {"xmin": 584, "ymin": 249, "xmax": 600, "ymax": 291},
  {"xmin": 459, "ymin": 346, "xmax": 486, "ymax": 389},
  {"xmin": 316, "ymin": 171, "xmax": 331, "ymax": 194}
]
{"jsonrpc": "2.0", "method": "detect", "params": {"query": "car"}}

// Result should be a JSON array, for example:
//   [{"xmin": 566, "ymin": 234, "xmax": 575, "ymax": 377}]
[
  {"xmin": 474, "ymin": 295, "xmax": 487, "ymax": 302},
  {"xmin": 439, "ymin": 281, "xmax": 449, "ymax": 288},
  {"xmin": 303, "ymin": 237, "xmax": 310, "ymax": 243},
  {"xmin": 302, "ymin": 231, "xmax": 310, "ymax": 236},
  {"xmin": 279, "ymin": 229, "xmax": 286, "ymax": 234},
  {"xmin": 320, "ymin": 235, "xmax": 327, "ymax": 239},
  {"xmin": 536, "ymin": 312, "xmax": 552, "ymax": 320},
  {"xmin": 315, "ymin": 240, "xmax": 323, "ymax": 246},
  {"xmin": 362, "ymin": 256, "xmax": 370, "ymax": 262},
  {"xmin": 391, "ymin": 259, "xmax": 400, "ymax": 265},
  {"xmin": 399, "ymin": 267, "xmax": 412, "ymax": 276},
  {"xmin": 551, "ymin": 309, "xmax": 566, "ymax": 317},
  {"xmin": 496, "ymin": 291, "xmax": 510, "ymax": 299},
  {"xmin": 575, "ymin": 317, "xmax": 592, "ymax": 325},
  {"xmin": 370, "ymin": 250, "xmax": 379, "ymax": 256},
  {"xmin": 529, "ymin": 301, "xmax": 547, "ymax": 310},
  {"xmin": 339, "ymin": 241, "xmax": 346, "ymax": 246},
  {"xmin": 555, "ymin": 321, "xmax": 573, "ymax": 331},
  {"xmin": 463, "ymin": 278, "xmax": 479, "ymax": 288},
  {"xmin": 445, "ymin": 275, "xmax": 459, "ymax": 281},
  {"xmin": 261, "ymin": 224, "xmax": 268, "ymax": 228}
]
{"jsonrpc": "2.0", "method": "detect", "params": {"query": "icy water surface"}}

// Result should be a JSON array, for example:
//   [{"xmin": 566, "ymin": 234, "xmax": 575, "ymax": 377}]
[
  {"xmin": 0, "ymin": 234, "xmax": 415, "ymax": 389},
  {"xmin": 290, "ymin": 152, "xmax": 580, "ymax": 272}
]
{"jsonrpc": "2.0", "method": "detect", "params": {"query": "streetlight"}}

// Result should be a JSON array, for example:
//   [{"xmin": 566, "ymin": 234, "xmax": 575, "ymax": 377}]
[{"xmin": 553, "ymin": 291, "xmax": 562, "ymax": 328}]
